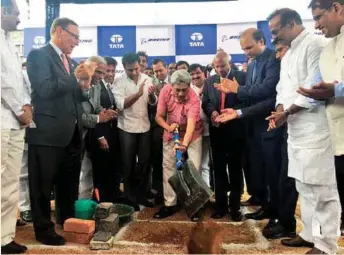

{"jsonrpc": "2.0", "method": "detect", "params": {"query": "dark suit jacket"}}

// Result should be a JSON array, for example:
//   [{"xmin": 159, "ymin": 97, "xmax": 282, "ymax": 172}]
[
  {"xmin": 93, "ymin": 81, "xmax": 118, "ymax": 142},
  {"xmin": 237, "ymin": 48, "xmax": 280, "ymax": 136},
  {"xmin": 26, "ymin": 44, "xmax": 85, "ymax": 147},
  {"xmin": 202, "ymin": 69, "xmax": 247, "ymax": 138}
]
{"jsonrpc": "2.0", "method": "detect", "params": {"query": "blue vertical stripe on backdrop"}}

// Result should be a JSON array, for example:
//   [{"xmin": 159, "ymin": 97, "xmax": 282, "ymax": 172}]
[{"xmin": 257, "ymin": 21, "xmax": 273, "ymax": 50}]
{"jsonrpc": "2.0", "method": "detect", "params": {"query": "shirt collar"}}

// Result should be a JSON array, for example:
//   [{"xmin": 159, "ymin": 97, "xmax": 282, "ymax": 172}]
[
  {"xmin": 49, "ymin": 41, "xmax": 63, "ymax": 58},
  {"xmin": 290, "ymin": 29, "xmax": 308, "ymax": 49}
]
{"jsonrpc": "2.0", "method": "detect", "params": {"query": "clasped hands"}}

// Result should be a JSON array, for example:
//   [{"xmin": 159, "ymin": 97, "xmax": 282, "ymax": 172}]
[
  {"xmin": 98, "ymin": 108, "xmax": 119, "ymax": 123},
  {"xmin": 214, "ymin": 77, "xmax": 240, "ymax": 94},
  {"xmin": 74, "ymin": 61, "xmax": 97, "ymax": 90}
]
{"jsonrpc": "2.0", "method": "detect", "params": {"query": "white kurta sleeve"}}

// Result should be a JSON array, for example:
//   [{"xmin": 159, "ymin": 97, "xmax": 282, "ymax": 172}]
[{"xmin": 112, "ymin": 78, "xmax": 125, "ymax": 111}]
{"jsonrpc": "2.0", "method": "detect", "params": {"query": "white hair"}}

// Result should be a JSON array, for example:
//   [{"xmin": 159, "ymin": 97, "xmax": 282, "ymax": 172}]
[
  {"xmin": 86, "ymin": 55, "xmax": 107, "ymax": 65},
  {"xmin": 171, "ymin": 70, "xmax": 191, "ymax": 85}
]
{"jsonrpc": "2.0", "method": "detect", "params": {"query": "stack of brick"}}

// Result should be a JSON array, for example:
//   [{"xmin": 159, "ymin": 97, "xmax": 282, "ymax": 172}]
[
  {"xmin": 90, "ymin": 202, "xmax": 120, "ymax": 250},
  {"xmin": 63, "ymin": 218, "xmax": 95, "ymax": 244}
]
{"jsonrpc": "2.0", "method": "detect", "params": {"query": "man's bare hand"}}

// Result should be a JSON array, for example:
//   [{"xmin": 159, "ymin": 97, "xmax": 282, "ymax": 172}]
[
  {"xmin": 98, "ymin": 110, "xmax": 110, "ymax": 123},
  {"xmin": 98, "ymin": 137, "xmax": 109, "ymax": 151},
  {"xmin": 211, "ymin": 111, "xmax": 220, "ymax": 127},
  {"xmin": 138, "ymin": 79, "xmax": 147, "ymax": 97},
  {"xmin": 74, "ymin": 62, "xmax": 97, "ymax": 81},
  {"xmin": 215, "ymin": 108, "xmax": 238, "ymax": 123},
  {"xmin": 105, "ymin": 109, "xmax": 118, "ymax": 119},
  {"xmin": 297, "ymin": 81, "xmax": 335, "ymax": 100},
  {"xmin": 148, "ymin": 85, "xmax": 156, "ymax": 95},
  {"xmin": 265, "ymin": 111, "xmax": 287, "ymax": 131},
  {"xmin": 214, "ymin": 78, "xmax": 239, "ymax": 94},
  {"xmin": 167, "ymin": 123, "xmax": 179, "ymax": 133},
  {"xmin": 18, "ymin": 105, "xmax": 33, "ymax": 125}
]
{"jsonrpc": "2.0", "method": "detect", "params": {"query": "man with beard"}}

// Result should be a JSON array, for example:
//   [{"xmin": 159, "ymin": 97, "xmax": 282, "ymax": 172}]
[
  {"xmin": 267, "ymin": 8, "xmax": 340, "ymax": 254},
  {"xmin": 202, "ymin": 52, "xmax": 246, "ymax": 221},
  {"xmin": 298, "ymin": 0, "xmax": 344, "ymax": 236}
]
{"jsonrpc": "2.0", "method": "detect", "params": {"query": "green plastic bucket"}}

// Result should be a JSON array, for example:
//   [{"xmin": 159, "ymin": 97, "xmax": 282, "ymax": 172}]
[{"xmin": 74, "ymin": 199, "xmax": 98, "ymax": 220}]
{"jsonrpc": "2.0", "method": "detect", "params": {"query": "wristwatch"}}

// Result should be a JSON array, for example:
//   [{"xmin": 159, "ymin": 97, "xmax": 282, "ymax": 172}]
[{"xmin": 284, "ymin": 109, "xmax": 291, "ymax": 117}]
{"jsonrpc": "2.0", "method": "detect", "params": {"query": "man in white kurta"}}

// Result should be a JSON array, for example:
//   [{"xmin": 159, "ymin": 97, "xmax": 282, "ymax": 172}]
[{"xmin": 267, "ymin": 8, "xmax": 340, "ymax": 254}]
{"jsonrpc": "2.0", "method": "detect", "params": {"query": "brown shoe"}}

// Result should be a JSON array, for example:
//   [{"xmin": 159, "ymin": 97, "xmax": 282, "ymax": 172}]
[
  {"xmin": 281, "ymin": 235, "xmax": 314, "ymax": 248},
  {"xmin": 305, "ymin": 247, "xmax": 326, "ymax": 254}
]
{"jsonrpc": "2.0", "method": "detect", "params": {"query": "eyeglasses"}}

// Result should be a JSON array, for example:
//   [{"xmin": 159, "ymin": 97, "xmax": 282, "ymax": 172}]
[{"xmin": 61, "ymin": 27, "xmax": 80, "ymax": 40}]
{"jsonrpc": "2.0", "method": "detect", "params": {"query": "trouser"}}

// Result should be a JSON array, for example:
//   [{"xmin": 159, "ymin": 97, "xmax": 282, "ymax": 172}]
[
  {"xmin": 249, "ymin": 127, "xmax": 283, "ymax": 218},
  {"xmin": 119, "ymin": 129, "xmax": 151, "ymax": 203},
  {"xmin": 210, "ymin": 130, "xmax": 244, "ymax": 213},
  {"xmin": 91, "ymin": 134, "xmax": 122, "ymax": 203},
  {"xmin": 200, "ymin": 136, "xmax": 211, "ymax": 187},
  {"xmin": 78, "ymin": 150, "xmax": 93, "ymax": 199},
  {"xmin": 296, "ymin": 180, "xmax": 340, "ymax": 254},
  {"xmin": 1, "ymin": 129, "xmax": 25, "ymax": 245},
  {"xmin": 335, "ymin": 155, "xmax": 344, "ymax": 219},
  {"xmin": 28, "ymin": 126, "xmax": 82, "ymax": 235},
  {"xmin": 278, "ymin": 127, "xmax": 298, "ymax": 230},
  {"xmin": 150, "ymin": 126, "xmax": 164, "ymax": 193},
  {"xmin": 163, "ymin": 137, "xmax": 202, "ymax": 207},
  {"xmin": 19, "ymin": 143, "xmax": 31, "ymax": 212}
]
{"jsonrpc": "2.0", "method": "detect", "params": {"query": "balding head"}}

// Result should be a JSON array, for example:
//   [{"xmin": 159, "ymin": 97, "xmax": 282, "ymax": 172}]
[
  {"xmin": 213, "ymin": 51, "xmax": 232, "ymax": 78},
  {"xmin": 240, "ymin": 28, "xmax": 266, "ymax": 59}
]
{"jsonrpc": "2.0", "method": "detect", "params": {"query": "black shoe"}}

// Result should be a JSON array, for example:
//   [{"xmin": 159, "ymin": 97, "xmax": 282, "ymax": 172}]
[
  {"xmin": 36, "ymin": 232, "xmax": 66, "ymax": 246},
  {"xmin": 230, "ymin": 210, "xmax": 243, "ymax": 222},
  {"xmin": 137, "ymin": 197, "xmax": 154, "ymax": 208},
  {"xmin": 153, "ymin": 206, "xmax": 177, "ymax": 219},
  {"xmin": 20, "ymin": 210, "xmax": 32, "ymax": 222},
  {"xmin": 245, "ymin": 208, "xmax": 270, "ymax": 220},
  {"xmin": 191, "ymin": 211, "xmax": 201, "ymax": 222},
  {"xmin": 146, "ymin": 191, "xmax": 156, "ymax": 200},
  {"xmin": 16, "ymin": 219, "xmax": 27, "ymax": 227},
  {"xmin": 1, "ymin": 241, "xmax": 27, "ymax": 254},
  {"xmin": 241, "ymin": 196, "xmax": 261, "ymax": 206},
  {"xmin": 263, "ymin": 219, "xmax": 296, "ymax": 239},
  {"xmin": 281, "ymin": 235, "xmax": 314, "ymax": 248},
  {"xmin": 211, "ymin": 210, "xmax": 227, "ymax": 219}
]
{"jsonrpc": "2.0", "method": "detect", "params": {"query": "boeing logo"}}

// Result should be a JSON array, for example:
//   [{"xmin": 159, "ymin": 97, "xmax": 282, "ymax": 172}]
[
  {"xmin": 109, "ymin": 34, "xmax": 124, "ymax": 49},
  {"xmin": 190, "ymin": 32, "xmax": 204, "ymax": 47},
  {"xmin": 79, "ymin": 39, "xmax": 92, "ymax": 43},
  {"xmin": 33, "ymin": 36, "xmax": 45, "ymax": 49},
  {"xmin": 140, "ymin": 37, "xmax": 170, "ymax": 45},
  {"xmin": 221, "ymin": 35, "xmax": 240, "ymax": 42}
]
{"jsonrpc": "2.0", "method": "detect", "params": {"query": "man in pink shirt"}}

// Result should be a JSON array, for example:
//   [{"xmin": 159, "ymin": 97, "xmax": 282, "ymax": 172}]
[{"xmin": 154, "ymin": 70, "xmax": 203, "ymax": 220}]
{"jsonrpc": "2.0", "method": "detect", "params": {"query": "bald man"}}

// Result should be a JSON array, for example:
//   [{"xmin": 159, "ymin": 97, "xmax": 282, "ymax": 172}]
[{"xmin": 202, "ymin": 51, "xmax": 246, "ymax": 221}]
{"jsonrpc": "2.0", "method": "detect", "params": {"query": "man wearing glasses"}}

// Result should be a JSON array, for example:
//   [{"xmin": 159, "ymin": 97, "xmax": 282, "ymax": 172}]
[
  {"xmin": 298, "ymin": 0, "xmax": 344, "ymax": 237},
  {"xmin": 26, "ymin": 17, "xmax": 93, "ymax": 246}
]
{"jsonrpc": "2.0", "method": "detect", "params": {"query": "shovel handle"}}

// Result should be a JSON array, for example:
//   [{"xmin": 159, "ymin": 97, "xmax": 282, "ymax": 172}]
[{"xmin": 173, "ymin": 128, "xmax": 184, "ymax": 170}]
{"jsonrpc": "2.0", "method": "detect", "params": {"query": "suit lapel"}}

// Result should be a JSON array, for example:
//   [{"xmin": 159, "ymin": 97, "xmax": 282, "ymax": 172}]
[
  {"xmin": 247, "ymin": 63, "xmax": 254, "ymax": 85},
  {"xmin": 46, "ymin": 44, "xmax": 69, "ymax": 75},
  {"xmin": 89, "ymin": 85, "xmax": 97, "ymax": 111},
  {"xmin": 213, "ymin": 75, "xmax": 221, "ymax": 109}
]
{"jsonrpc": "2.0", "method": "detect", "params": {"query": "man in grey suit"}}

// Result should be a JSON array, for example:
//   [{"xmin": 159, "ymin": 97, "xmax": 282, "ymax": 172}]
[
  {"xmin": 79, "ymin": 56, "xmax": 118, "ymax": 199},
  {"xmin": 26, "ymin": 17, "xmax": 95, "ymax": 246}
]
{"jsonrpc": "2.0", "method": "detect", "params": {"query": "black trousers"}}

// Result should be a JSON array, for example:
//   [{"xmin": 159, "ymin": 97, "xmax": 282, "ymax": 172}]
[
  {"xmin": 118, "ymin": 129, "xmax": 151, "ymax": 203},
  {"xmin": 278, "ymin": 127, "xmax": 298, "ymax": 230},
  {"xmin": 249, "ymin": 127, "xmax": 284, "ymax": 218},
  {"xmin": 210, "ymin": 127, "xmax": 244, "ymax": 213},
  {"xmin": 335, "ymin": 155, "xmax": 344, "ymax": 219},
  {"xmin": 242, "ymin": 133, "xmax": 253, "ymax": 196},
  {"xmin": 150, "ymin": 126, "xmax": 164, "ymax": 194},
  {"xmin": 90, "ymin": 132, "xmax": 122, "ymax": 203},
  {"xmin": 28, "ymin": 126, "xmax": 81, "ymax": 236}
]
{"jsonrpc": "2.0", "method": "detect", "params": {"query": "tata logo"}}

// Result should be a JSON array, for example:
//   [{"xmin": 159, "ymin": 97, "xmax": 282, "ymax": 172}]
[
  {"xmin": 140, "ymin": 37, "xmax": 170, "ymax": 45},
  {"xmin": 109, "ymin": 34, "xmax": 124, "ymax": 49},
  {"xmin": 79, "ymin": 39, "xmax": 92, "ymax": 43},
  {"xmin": 33, "ymin": 36, "xmax": 45, "ymax": 49},
  {"xmin": 221, "ymin": 35, "xmax": 240, "ymax": 42},
  {"xmin": 189, "ymin": 32, "xmax": 204, "ymax": 47}
]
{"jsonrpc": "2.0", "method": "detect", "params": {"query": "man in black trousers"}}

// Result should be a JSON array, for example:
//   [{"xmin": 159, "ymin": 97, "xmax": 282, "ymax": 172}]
[
  {"xmin": 26, "ymin": 17, "xmax": 93, "ymax": 245},
  {"xmin": 202, "ymin": 51, "xmax": 246, "ymax": 221}
]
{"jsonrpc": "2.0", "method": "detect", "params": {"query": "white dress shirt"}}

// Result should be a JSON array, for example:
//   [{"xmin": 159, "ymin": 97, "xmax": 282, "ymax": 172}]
[
  {"xmin": 113, "ymin": 73, "xmax": 154, "ymax": 133},
  {"xmin": 1, "ymin": 30, "xmax": 31, "ymax": 130},
  {"xmin": 191, "ymin": 83, "xmax": 209, "ymax": 136},
  {"xmin": 276, "ymin": 29, "xmax": 335, "ymax": 185}
]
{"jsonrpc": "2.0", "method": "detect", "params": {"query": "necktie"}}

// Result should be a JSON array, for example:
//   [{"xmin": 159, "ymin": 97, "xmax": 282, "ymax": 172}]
[
  {"xmin": 61, "ymin": 53, "xmax": 70, "ymax": 74},
  {"xmin": 251, "ymin": 60, "xmax": 257, "ymax": 83},
  {"xmin": 107, "ymin": 84, "xmax": 115, "ymax": 105},
  {"xmin": 220, "ymin": 92, "xmax": 225, "ymax": 111}
]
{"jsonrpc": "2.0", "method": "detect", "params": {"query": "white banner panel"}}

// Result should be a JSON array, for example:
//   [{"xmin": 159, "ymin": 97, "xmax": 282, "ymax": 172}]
[
  {"xmin": 114, "ymin": 57, "xmax": 125, "ymax": 77},
  {"xmin": 217, "ymin": 22, "xmax": 257, "ymax": 54},
  {"xmin": 303, "ymin": 19, "xmax": 324, "ymax": 36},
  {"xmin": 71, "ymin": 27, "xmax": 98, "ymax": 58},
  {"xmin": 136, "ymin": 26, "xmax": 175, "ymax": 56},
  {"xmin": 176, "ymin": 55, "xmax": 214, "ymax": 67}
]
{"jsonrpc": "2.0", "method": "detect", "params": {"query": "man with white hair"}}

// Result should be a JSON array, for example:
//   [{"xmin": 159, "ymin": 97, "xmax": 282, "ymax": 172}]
[{"xmin": 154, "ymin": 70, "xmax": 203, "ymax": 220}]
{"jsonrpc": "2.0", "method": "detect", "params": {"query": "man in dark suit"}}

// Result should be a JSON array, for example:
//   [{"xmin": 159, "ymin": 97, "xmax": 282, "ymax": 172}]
[
  {"xmin": 90, "ymin": 56, "xmax": 122, "ymax": 203},
  {"xmin": 215, "ymin": 29, "xmax": 284, "ymax": 226},
  {"xmin": 26, "ymin": 17, "xmax": 93, "ymax": 245},
  {"xmin": 202, "ymin": 51, "xmax": 246, "ymax": 221}
]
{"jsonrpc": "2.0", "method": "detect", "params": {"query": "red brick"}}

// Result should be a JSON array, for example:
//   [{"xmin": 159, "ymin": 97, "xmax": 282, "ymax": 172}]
[
  {"xmin": 63, "ymin": 218, "xmax": 95, "ymax": 234},
  {"xmin": 63, "ymin": 231, "xmax": 94, "ymax": 244}
]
